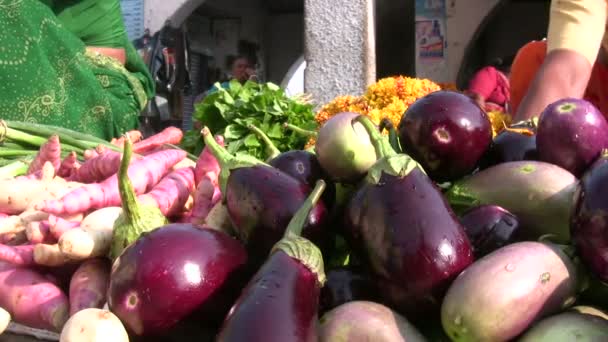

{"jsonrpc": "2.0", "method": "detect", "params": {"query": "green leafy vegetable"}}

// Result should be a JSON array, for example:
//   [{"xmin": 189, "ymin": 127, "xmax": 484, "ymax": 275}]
[{"xmin": 181, "ymin": 80, "xmax": 317, "ymax": 159}]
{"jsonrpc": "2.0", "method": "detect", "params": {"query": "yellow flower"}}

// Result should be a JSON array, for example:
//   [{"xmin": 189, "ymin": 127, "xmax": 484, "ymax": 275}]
[
  {"xmin": 312, "ymin": 76, "xmax": 451, "ymax": 142},
  {"xmin": 486, "ymin": 110, "xmax": 513, "ymax": 137}
]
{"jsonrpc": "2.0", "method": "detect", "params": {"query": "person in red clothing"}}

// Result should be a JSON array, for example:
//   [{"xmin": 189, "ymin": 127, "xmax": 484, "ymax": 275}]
[{"xmin": 466, "ymin": 57, "xmax": 513, "ymax": 113}]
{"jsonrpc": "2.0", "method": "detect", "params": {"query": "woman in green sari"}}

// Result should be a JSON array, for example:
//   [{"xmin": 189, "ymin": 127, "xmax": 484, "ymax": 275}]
[{"xmin": 0, "ymin": 0, "xmax": 155, "ymax": 140}]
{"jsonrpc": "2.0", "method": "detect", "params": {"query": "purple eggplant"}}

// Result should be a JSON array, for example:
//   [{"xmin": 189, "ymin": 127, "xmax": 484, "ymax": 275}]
[
  {"xmin": 537, "ymin": 98, "xmax": 608, "ymax": 177},
  {"xmin": 571, "ymin": 152, "xmax": 608, "ymax": 283},
  {"xmin": 344, "ymin": 116, "xmax": 474, "ymax": 319},
  {"xmin": 247, "ymin": 123, "xmax": 337, "ymax": 209},
  {"xmin": 397, "ymin": 90, "xmax": 493, "ymax": 182},
  {"xmin": 479, "ymin": 127, "xmax": 538, "ymax": 169},
  {"xmin": 217, "ymin": 180, "xmax": 327, "ymax": 342},
  {"xmin": 319, "ymin": 266, "xmax": 379, "ymax": 315},
  {"xmin": 460, "ymin": 205, "xmax": 520, "ymax": 258},
  {"xmin": 202, "ymin": 127, "xmax": 329, "ymax": 265},
  {"xmin": 107, "ymin": 224, "xmax": 247, "ymax": 336}
]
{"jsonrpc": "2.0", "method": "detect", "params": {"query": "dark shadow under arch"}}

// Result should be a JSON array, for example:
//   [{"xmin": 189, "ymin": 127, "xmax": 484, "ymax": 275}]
[
  {"xmin": 456, "ymin": 0, "xmax": 508, "ymax": 89},
  {"xmin": 456, "ymin": 0, "xmax": 550, "ymax": 90}
]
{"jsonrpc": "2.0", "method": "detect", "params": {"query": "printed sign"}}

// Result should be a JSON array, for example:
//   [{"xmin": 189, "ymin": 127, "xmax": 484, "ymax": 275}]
[
  {"xmin": 415, "ymin": 0, "xmax": 448, "ymax": 82},
  {"xmin": 120, "ymin": 0, "xmax": 145, "ymax": 41}
]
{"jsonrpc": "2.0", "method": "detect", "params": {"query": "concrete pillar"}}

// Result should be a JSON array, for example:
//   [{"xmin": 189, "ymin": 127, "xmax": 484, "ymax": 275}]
[{"xmin": 304, "ymin": 0, "xmax": 377, "ymax": 107}]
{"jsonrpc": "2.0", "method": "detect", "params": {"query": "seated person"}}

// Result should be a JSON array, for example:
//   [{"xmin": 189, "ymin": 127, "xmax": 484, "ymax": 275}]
[{"xmin": 0, "ymin": 0, "xmax": 155, "ymax": 140}]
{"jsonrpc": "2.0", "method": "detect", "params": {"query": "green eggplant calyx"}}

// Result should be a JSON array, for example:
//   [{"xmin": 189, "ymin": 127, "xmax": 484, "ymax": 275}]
[
  {"xmin": 247, "ymin": 123, "xmax": 281, "ymax": 161},
  {"xmin": 355, "ymin": 115, "xmax": 396, "ymax": 159},
  {"xmin": 201, "ymin": 126, "xmax": 269, "ymax": 199},
  {"xmin": 271, "ymin": 179, "xmax": 327, "ymax": 285},
  {"xmin": 110, "ymin": 135, "xmax": 168, "ymax": 260},
  {"xmin": 273, "ymin": 235, "xmax": 326, "ymax": 286},
  {"xmin": 365, "ymin": 154, "xmax": 423, "ymax": 184}
]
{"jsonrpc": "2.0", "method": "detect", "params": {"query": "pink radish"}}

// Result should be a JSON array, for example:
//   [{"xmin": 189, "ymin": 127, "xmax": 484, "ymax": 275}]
[
  {"xmin": 137, "ymin": 167, "xmax": 196, "ymax": 217},
  {"xmin": 42, "ymin": 148, "xmax": 187, "ymax": 215},
  {"xmin": 27, "ymin": 135, "xmax": 62, "ymax": 175}
]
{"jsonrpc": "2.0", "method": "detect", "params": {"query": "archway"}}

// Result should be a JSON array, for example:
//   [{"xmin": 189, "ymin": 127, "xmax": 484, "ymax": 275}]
[{"xmin": 456, "ymin": 0, "xmax": 550, "ymax": 89}]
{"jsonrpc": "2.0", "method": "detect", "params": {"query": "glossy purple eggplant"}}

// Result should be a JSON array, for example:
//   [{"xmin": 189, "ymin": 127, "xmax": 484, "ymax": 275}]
[
  {"xmin": 479, "ymin": 127, "xmax": 538, "ymax": 170},
  {"xmin": 269, "ymin": 150, "xmax": 336, "ymax": 209},
  {"xmin": 460, "ymin": 204, "xmax": 520, "ymax": 258},
  {"xmin": 319, "ymin": 267, "xmax": 379, "ymax": 315},
  {"xmin": 217, "ymin": 181, "xmax": 327, "ymax": 342},
  {"xmin": 344, "ymin": 116, "xmax": 474, "ymax": 320},
  {"xmin": 202, "ymin": 127, "xmax": 329, "ymax": 265},
  {"xmin": 108, "ymin": 224, "xmax": 247, "ymax": 336},
  {"xmin": 571, "ymin": 152, "xmax": 608, "ymax": 283},
  {"xmin": 537, "ymin": 98, "xmax": 608, "ymax": 177},
  {"xmin": 397, "ymin": 90, "xmax": 493, "ymax": 182}
]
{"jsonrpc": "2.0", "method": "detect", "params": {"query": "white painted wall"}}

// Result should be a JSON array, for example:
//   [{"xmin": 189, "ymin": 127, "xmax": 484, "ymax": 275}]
[{"xmin": 445, "ymin": 0, "xmax": 500, "ymax": 81}]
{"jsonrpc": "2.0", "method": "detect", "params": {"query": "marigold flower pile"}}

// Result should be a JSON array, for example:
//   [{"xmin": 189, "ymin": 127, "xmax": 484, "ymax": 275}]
[{"xmin": 310, "ymin": 76, "xmax": 512, "ymax": 144}]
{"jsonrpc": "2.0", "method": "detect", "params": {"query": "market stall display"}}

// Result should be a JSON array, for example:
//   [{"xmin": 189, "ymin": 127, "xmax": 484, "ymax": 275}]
[{"xmin": 2, "ymin": 78, "xmax": 608, "ymax": 342}]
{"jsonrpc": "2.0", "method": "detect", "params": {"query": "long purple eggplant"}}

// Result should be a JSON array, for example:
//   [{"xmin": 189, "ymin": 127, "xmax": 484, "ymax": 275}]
[
  {"xmin": 571, "ymin": 151, "xmax": 608, "ymax": 283},
  {"xmin": 216, "ymin": 180, "xmax": 327, "ymax": 342},
  {"xmin": 343, "ymin": 116, "xmax": 474, "ymax": 319},
  {"xmin": 201, "ymin": 127, "xmax": 329, "ymax": 265}
]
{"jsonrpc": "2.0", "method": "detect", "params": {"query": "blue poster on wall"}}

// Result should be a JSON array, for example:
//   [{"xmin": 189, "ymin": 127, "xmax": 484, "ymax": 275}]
[
  {"xmin": 120, "ymin": 0, "xmax": 145, "ymax": 41},
  {"xmin": 415, "ymin": 0, "xmax": 446, "ymax": 19},
  {"xmin": 415, "ymin": 0, "xmax": 448, "ymax": 82}
]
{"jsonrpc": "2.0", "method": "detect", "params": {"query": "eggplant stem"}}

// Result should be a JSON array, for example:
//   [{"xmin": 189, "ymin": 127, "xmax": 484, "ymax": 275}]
[
  {"xmin": 355, "ymin": 115, "xmax": 396, "ymax": 159},
  {"xmin": 283, "ymin": 123, "xmax": 318, "ymax": 138},
  {"xmin": 284, "ymin": 180, "xmax": 326, "ymax": 238},
  {"xmin": 201, "ymin": 126, "xmax": 269, "ymax": 199},
  {"xmin": 117, "ymin": 135, "xmax": 143, "ymax": 224},
  {"xmin": 247, "ymin": 124, "xmax": 281, "ymax": 160}
]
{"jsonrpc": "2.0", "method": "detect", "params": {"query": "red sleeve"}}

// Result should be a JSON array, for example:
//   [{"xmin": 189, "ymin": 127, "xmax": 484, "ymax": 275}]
[{"xmin": 467, "ymin": 66, "xmax": 498, "ymax": 99}]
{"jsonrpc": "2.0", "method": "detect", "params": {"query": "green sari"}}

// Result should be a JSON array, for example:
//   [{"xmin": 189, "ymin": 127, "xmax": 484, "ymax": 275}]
[{"xmin": 0, "ymin": 0, "xmax": 155, "ymax": 140}]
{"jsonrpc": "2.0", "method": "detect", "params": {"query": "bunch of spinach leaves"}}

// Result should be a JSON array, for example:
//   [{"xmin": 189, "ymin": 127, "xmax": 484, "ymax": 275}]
[{"xmin": 182, "ymin": 80, "xmax": 317, "ymax": 159}]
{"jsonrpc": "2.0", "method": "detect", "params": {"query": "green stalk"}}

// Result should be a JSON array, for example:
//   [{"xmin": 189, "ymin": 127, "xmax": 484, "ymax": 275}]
[
  {"xmin": 379, "ymin": 118, "xmax": 403, "ymax": 154},
  {"xmin": 0, "ymin": 149, "xmax": 38, "ymax": 158},
  {"xmin": 0, "ymin": 160, "xmax": 29, "ymax": 179},
  {"xmin": 109, "ymin": 135, "xmax": 168, "ymax": 260},
  {"xmin": 283, "ymin": 123, "xmax": 318, "ymax": 138},
  {"xmin": 356, "ymin": 116, "xmax": 396, "ymax": 159},
  {"xmin": 4, "ymin": 121, "xmax": 121, "ymax": 153},
  {"xmin": 163, "ymin": 143, "xmax": 198, "ymax": 161},
  {"xmin": 356, "ymin": 115, "xmax": 424, "ymax": 184},
  {"xmin": 247, "ymin": 123, "xmax": 281, "ymax": 161},
  {"xmin": 201, "ymin": 126, "xmax": 269, "ymax": 199},
  {"xmin": 271, "ymin": 179, "xmax": 327, "ymax": 285},
  {"xmin": 5, "ymin": 120, "xmax": 111, "ymax": 146}
]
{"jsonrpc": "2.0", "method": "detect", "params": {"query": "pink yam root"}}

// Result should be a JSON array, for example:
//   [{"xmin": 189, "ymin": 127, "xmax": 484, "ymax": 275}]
[
  {"xmin": 48, "ymin": 216, "xmax": 80, "ymax": 240},
  {"xmin": 0, "ymin": 244, "xmax": 35, "ymax": 266},
  {"xmin": 137, "ymin": 166, "xmax": 196, "ymax": 217},
  {"xmin": 194, "ymin": 134, "xmax": 224, "ymax": 185},
  {"xmin": 133, "ymin": 126, "xmax": 184, "ymax": 154},
  {"xmin": 27, "ymin": 135, "xmax": 62, "ymax": 175},
  {"xmin": 0, "ymin": 261, "xmax": 69, "ymax": 331},
  {"xmin": 42, "ymin": 148, "xmax": 187, "ymax": 215},
  {"xmin": 57, "ymin": 152, "xmax": 81, "ymax": 179},
  {"xmin": 68, "ymin": 258, "xmax": 111, "ymax": 316}
]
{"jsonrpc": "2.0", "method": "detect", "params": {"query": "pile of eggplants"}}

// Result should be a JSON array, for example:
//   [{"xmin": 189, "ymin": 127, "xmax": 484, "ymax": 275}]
[{"xmin": 102, "ymin": 92, "xmax": 608, "ymax": 342}]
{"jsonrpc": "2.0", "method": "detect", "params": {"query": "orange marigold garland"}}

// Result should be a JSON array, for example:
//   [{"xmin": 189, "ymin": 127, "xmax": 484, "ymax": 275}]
[{"xmin": 310, "ymin": 77, "xmax": 512, "ymax": 148}]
